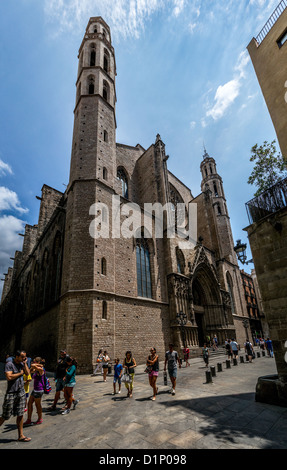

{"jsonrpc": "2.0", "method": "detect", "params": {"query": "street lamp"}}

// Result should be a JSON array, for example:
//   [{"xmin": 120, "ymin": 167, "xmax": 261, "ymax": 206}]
[
  {"xmin": 176, "ymin": 311, "xmax": 187, "ymax": 346},
  {"xmin": 234, "ymin": 239, "xmax": 253, "ymax": 265}
]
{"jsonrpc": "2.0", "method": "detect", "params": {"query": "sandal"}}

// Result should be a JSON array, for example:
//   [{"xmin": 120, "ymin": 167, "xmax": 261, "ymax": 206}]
[{"xmin": 18, "ymin": 436, "xmax": 31, "ymax": 442}]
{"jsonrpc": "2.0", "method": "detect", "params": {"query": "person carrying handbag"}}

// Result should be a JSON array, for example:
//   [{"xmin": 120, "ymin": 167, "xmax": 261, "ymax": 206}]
[
  {"xmin": 146, "ymin": 348, "xmax": 159, "ymax": 401},
  {"xmin": 123, "ymin": 351, "xmax": 136, "ymax": 398}
]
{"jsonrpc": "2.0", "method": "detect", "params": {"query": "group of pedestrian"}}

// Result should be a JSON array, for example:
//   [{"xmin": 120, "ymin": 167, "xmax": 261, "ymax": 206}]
[
  {"xmin": 48, "ymin": 349, "xmax": 79, "ymax": 415},
  {"xmin": 225, "ymin": 338, "xmax": 240, "ymax": 359},
  {"xmin": 93, "ymin": 344, "xmax": 182, "ymax": 401},
  {"xmin": 0, "ymin": 348, "xmax": 79, "ymax": 443},
  {"xmin": 256, "ymin": 337, "xmax": 274, "ymax": 357}
]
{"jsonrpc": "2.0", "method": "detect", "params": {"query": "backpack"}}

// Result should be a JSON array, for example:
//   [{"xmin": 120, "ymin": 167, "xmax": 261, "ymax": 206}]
[{"xmin": 42, "ymin": 374, "xmax": 52, "ymax": 394}]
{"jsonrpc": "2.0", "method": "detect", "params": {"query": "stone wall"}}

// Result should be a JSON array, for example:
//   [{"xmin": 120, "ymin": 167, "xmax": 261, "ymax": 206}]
[{"xmin": 245, "ymin": 206, "xmax": 287, "ymax": 383}]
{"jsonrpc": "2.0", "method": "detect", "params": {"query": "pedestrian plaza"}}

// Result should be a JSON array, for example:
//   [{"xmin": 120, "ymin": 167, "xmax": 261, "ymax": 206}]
[{"xmin": 0, "ymin": 348, "xmax": 286, "ymax": 451}]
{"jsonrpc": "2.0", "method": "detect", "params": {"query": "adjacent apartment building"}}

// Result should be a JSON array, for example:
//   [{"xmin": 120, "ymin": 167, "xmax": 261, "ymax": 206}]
[{"xmin": 247, "ymin": 0, "xmax": 287, "ymax": 160}]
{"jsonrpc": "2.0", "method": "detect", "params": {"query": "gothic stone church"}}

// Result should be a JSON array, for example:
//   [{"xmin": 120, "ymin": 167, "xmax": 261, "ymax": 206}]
[{"xmin": 0, "ymin": 18, "xmax": 249, "ymax": 372}]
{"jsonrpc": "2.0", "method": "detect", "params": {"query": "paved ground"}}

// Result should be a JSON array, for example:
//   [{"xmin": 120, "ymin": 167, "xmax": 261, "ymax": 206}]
[{"xmin": 0, "ymin": 349, "xmax": 286, "ymax": 451}]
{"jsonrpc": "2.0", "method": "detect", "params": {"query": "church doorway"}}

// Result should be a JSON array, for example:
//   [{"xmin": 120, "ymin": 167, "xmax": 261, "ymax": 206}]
[{"xmin": 191, "ymin": 263, "xmax": 222, "ymax": 347}]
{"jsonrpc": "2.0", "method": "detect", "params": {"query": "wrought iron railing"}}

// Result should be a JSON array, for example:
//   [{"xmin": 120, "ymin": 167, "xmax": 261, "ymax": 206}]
[
  {"xmin": 246, "ymin": 177, "xmax": 287, "ymax": 224},
  {"xmin": 255, "ymin": 0, "xmax": 287, "ymax": 45}
]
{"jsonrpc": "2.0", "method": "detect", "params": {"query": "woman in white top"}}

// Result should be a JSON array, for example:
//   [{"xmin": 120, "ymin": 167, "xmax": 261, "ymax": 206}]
[{"xmin": 102, "ymin": 351, "xmax": 110, "ymax": 382}]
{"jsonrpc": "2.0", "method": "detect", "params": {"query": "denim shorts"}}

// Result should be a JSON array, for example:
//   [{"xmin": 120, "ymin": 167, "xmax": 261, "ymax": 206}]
[
  {"xmin": 31, "ymin": 390, "xmax": 44, "ymax": 399},
  {"xmin": 113, "ymin": 377, "xmax": 122, "ymax": 384},
  {"xmin": 65, "ymin": 382, "xmax": 76, "ymax": 388},
  {"xmin": 168, "ymin": 368, "xmax": 177, "ymax": 378}
]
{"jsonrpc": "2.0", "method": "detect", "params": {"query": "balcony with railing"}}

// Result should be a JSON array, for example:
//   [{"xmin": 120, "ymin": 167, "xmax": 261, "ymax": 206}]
[
  {"xmin": 255, "ymin": 0, "xmax": 287, "ymax": 45},
  {"xmin": 245, "ymin": 177, "xmax": 287, "ymax": 224}
]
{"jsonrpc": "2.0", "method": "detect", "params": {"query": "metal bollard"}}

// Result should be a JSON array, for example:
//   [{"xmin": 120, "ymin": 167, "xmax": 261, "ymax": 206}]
[
  {"xmin": 226, "ymin": 359, "xmax": 231, "ymax": 369},
  {"xmin": 206, "ymin": 370, "xmax": 212, "ymax": 383},
  {"xmin": 217, "ymin": 362, "xmax": 223, "ymax": 372},
  {"xmin": 257, "ymin": 352, "xmax": 261, "ymax": 358},
  {"xmin": 262, "ymin": 351, "xmax": 265, "ymax": 357},
  {"xmin": 240, "ymin": 356, "xmax": 244, "ymax": 363},
  {"xmin": 210, "ymin": 365, "xmax": 216, "ymax": 377},
  {"xmin": 233, "ymin": 358, "xmax": 238, "ymax": 366}
]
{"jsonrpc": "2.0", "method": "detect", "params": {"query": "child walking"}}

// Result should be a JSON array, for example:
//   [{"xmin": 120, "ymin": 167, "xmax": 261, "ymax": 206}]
[{"xmin": 112, "ymin": 358, "xmax": 123, "ymax": 395}]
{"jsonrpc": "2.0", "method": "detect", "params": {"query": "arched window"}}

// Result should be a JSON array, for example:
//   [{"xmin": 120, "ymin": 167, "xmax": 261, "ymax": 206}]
[
  {"xmin": 88, "ymin": 76, "xmax": 95, "ymax": 95},
  {"xmin": 213, "ymin": 182, "xmax": 218, "ymax": 197},
  {"xmin": 103, "ymin": 51, "xmax": 109, "ymax": 73},
  {"xmin": 101, "ymin": 257, "xmax": 107, "ymax": 275},
  {"xmin": 136, "ymin": 236, "xmax": 152, "ymax": 298},
  {"xmin": 117, "ymin": 167, "xmax": 128, "ymax": 198},
  {"xmin": 103, "ymin": 80, "xmax": 109, "ymax": 101},
  {"xmin": 217, "ymin": 204, "xmax": 222, "ymax": 215},
  {"xmin": 176, "ymin": 247, "xmax": 185, "ymax": 274},
  {"xmin": 102, "ymin": 300, "xmax": 107, "ymax": 319},
  {"xmin": 90, "ymin": 47, "xmax": 96, "ymax": 66}
]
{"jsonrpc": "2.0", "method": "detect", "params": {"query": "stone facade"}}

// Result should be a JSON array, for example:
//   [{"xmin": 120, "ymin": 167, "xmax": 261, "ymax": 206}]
[
  {"xmin": 0, "ymin": 17, "xmax": 249, "ymax": 373},
  {"xmin": 247, "ymin": 2, "xmax": 287, "ymax": 160},
  {"xmin": 244, "ymin": 204, "xmax": 287, "ymax": 405}
]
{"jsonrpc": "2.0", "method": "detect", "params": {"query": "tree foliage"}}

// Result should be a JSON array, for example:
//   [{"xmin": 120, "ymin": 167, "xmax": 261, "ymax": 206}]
[{"xmin": 248, "ymin": 140, "xmax": 287, "ymax": 197}]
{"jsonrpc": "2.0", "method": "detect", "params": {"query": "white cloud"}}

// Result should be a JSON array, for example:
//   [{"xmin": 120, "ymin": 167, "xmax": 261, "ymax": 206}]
[
  {"xmin": 172, "ymin": 0, "xmax": 186, "ymax": 17},
  {"xmin": 205, "ymin": 50, "xmax": 250, "ymax": 122},
  {"xmin": 0, "ymin": 159, "xmax": 13, "ymax": 177},
  {"xmin": 0, "ymin": 186, "xmax": 29, "ymax": 214},
  {"xmin": 44, "ymin": 0, "xmax": 167, "ymax": 40},
  {"xmin": 0, "ymin": 215, "xmax": 26, "ymax": 298},
  {"xmin": 190, "ymin": 121, "xmax": 196, "ymax": 130}
]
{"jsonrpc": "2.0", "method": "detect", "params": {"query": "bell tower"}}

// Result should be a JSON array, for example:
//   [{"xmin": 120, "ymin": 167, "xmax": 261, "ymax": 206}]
[
  {"xmin": 69, "ymin": 17, "xmax": 117, "ymax": 186},
  {"xmin": 62, "ymin": 17, "xmax": 118, "ymax": 295},
  {"xmin": 200, "ymin": 148, "xmax": 237, "ymax": 264}
]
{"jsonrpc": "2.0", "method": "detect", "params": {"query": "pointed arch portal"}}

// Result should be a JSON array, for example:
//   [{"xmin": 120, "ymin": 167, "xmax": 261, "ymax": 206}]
[{"xmin": 191, "ymin": 263, "xmax": 226, "ymax": 346}]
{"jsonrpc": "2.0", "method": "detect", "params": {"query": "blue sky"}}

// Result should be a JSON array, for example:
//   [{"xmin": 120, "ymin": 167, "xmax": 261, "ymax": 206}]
[{"xmin": 0, "ymin": 0, "xmax": 281, "ymax": 296}]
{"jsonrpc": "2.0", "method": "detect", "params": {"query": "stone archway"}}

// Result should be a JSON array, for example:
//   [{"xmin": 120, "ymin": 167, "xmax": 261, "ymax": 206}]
[{"xmin": 191, "ymin": 262, "xmax": 224, "ymax": 346}]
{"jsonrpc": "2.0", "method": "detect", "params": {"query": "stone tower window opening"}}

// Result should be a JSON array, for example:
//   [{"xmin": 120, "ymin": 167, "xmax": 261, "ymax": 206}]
[
  {"xmin": 103, "ymin": 80, "xmax": 109, "ymax": 102},
  {"xmin": 102, "ymin": 300, "xmax": 107, "ymax": 319},
  {"xmin": 101, "ymin": 257, "xmax": 107, "ymax": 276},
  {"xmin": 88, "ymin": 75, "xmax": 95, "ymax": 95},
  {"xmin": 103, "ymin": 130, "xmax": 108, "ymax": 142},
  {"xmin": 103, "ymin": 167, "xmax": 108, "ymax": 180},
  {"xmin": 213, "ymin": 182, "xmax": 218, "ymax": 197},
  {"xmin": 103, "ymin": 49, "xmax": 110, "ymax": 73},
  {"xmin": 117, "ymin": 167, "xmax": 128, "ymax": 199},
  {"xmin": 136, "ymin": 236, "xmax": 152, "ymax": 299},
  {"xmin": 90, "ymin": 44, "xmax": 96, "ymax": 66}
]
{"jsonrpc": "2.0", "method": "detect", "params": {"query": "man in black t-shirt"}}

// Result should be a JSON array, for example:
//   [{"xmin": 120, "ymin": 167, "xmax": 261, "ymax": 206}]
[{"xmin": 0, "ymin": 350, "xmax": 31, "ymax": 442}]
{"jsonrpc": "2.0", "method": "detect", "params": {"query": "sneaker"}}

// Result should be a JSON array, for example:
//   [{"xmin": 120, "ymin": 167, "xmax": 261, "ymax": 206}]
[
  {"xmin": 118, "ymin": 390, "xmax": 121, "ymax": 394},
  {"xmin": 62, "ymin": 408, "xmax": 70, "ymax": 415},
  {"xmin": 171, "ymin": 389, "xmax": 175, "ymax": 395},
  {"xmin": 72, "ymin": 399, "xmax": 79, "ymax": 410}
]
